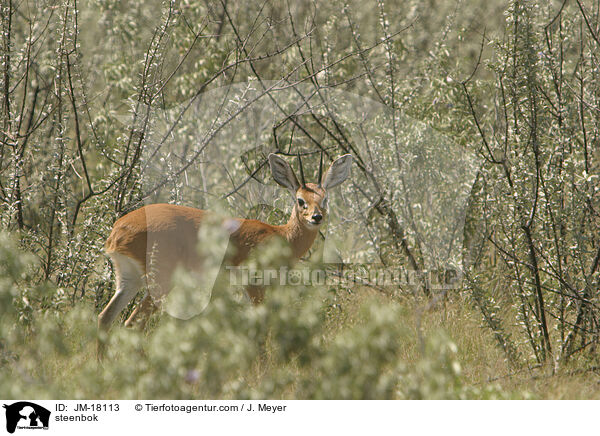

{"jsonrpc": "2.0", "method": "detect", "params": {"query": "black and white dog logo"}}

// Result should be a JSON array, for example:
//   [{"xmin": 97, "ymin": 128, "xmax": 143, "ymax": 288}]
[{"xmin": 3, "ymin": 402, "xmax": 50, "ymax": 433}]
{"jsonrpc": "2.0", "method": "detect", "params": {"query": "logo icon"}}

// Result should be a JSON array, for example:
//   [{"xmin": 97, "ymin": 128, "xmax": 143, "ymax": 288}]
[{"xmin": 2, "ymin": 402, "xmax": 50, "ymax": 433}]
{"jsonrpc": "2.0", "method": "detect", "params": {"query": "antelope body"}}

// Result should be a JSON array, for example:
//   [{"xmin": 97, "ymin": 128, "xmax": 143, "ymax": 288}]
[{"xmin": 98, "ymin": 153, "xmax": 352, "ymax": 333}]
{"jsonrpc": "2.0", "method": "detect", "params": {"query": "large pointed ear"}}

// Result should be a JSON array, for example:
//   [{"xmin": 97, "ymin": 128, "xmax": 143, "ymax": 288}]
[
  {"xmin": 321, "ymin": 154, "xmax": 352, "ymax": 190},
  {"xmin": 268, "ymin": 153, "xmax": 300, "ymax": 195}
]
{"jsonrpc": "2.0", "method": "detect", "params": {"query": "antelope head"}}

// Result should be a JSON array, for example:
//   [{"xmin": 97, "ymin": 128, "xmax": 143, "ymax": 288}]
[{"xmin": 268, "ymin": 152, "xmax": 353, "ymax": 230}]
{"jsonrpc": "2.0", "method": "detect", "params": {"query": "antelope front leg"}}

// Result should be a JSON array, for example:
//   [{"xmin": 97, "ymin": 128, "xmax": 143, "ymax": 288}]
[
  {"xmin": 246, "ymin": 285, "xmax": 265, "ymax": 305},
  {"xmin": 124, "ymin": 293, "xmax": 159, "ymax": 329}
]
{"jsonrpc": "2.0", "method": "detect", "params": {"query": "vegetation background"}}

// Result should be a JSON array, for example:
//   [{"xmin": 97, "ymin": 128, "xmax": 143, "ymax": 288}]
[{"xmin": 1, "ymin": 0, "xmax": 600, "ymax": 399}]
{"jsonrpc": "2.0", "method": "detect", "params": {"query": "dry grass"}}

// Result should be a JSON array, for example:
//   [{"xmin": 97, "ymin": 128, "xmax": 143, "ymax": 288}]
[
  {"xmin": 325, "ymin": 285, "xmax": 600, "ymax": 399},
  {"xmin": 7, "ymin": 281, "xmax": 600, "ymax": 399}
]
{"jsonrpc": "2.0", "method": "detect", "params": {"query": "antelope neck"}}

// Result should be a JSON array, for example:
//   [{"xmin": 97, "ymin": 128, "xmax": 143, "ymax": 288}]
[{"xmin": 277, "ymin": 206, "xmax": 319, "ymax": 258}]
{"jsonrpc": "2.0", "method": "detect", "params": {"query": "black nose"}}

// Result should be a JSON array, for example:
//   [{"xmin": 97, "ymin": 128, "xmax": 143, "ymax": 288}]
[{"xmin": 312, "ymin": 213, "xmax": 322, "ymax": 223}]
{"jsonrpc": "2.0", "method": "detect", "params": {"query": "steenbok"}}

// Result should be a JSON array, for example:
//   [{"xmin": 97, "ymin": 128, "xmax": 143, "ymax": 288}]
[{"xmin": 97, "ymin": 153, "xmax": 352, "ymax": 334}]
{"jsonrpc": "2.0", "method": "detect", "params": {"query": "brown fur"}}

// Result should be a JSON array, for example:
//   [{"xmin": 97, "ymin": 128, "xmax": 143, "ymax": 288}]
[{"xmin": 98, "ymin": 154, "xmax": 351, "ymax": 341}]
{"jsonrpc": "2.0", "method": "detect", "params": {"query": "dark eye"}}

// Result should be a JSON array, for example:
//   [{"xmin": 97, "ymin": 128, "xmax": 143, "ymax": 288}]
[{"xmin": 297, "ymin": 198, "xmax": 305, "ymax": 207}]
